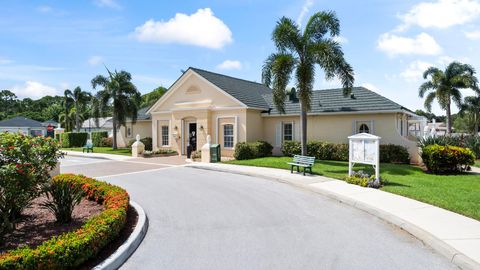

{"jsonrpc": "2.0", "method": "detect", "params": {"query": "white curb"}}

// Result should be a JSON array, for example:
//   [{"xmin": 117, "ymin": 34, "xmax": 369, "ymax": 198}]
[
  {"xmin": 189, "ymin": 164, "xmax": 480, "ymax": 270},
  {"xmin": 93, "ymin": 201, "xmax": 148, "ymax": 270}
]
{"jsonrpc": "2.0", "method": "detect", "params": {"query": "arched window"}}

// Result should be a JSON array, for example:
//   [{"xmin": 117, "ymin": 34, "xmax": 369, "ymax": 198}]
[{"xmin": 359, "ymin": 123, "xmax": 370, "ymax": 133}]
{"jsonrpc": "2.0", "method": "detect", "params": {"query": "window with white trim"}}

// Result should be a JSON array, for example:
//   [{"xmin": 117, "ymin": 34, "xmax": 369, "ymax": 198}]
[
  {"xmin": 283, "ymin": 122, "xmax": 293, "ymax": 141},
  {"xmin": 223, "ymin": 124, "xmax": 234, "ymax": 148},
  {"xmin": 161, "ymin": 125, "xmax": 169, "ymax": 146}
]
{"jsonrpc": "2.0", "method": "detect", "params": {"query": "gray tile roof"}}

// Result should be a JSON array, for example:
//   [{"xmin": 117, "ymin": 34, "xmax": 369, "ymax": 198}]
[
  {"xmin": 0, "ymin": 116, "xmax": 43, "ymax": 127},
  {"xmin": 136, "ymin": 106, "xmax": 151, "ymax": 120},
  {"xmin": 263, "ymin": 87, "xmax": 412, "ymax": 115},
  {"xmin": 190, "ymin": 68, "xmax": 271, "ymax": 109}
]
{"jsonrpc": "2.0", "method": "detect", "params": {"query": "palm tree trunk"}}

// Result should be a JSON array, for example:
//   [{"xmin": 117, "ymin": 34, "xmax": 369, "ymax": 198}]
[
  {"xmin": 112, "ymin": 114, "xmax": 118, "ymax": 150},
  {"xmin": 474, "ymin": 112, "xmax": 479, "ymax": 135},
  {"xmin": 446, "ymin": 102, "xmax": 452, "ymax": 135},
  {"xmin": 75, "ymin": 103, "xmax": 80, "ymax": 132},
  {"xmin": 300, "ymin": 102, "xmax": 308, "ymax": 155}
]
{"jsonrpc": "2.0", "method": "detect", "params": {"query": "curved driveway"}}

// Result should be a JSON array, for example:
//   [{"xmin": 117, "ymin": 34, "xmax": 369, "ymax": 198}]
[{"xmin": 90, "ymin": 165, "xmax": 457, "ymax": 270}]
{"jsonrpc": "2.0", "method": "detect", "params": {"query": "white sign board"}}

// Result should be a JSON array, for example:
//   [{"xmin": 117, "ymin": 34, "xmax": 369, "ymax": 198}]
[{"xmin": 348, "ymin": 133, "xmax": 381, "ymax": 180}]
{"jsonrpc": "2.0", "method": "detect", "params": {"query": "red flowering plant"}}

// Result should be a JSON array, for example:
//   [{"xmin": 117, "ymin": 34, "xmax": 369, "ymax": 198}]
[{"xmin": 0, "ymin": 132, "xmax": 63, "ymax": 242}]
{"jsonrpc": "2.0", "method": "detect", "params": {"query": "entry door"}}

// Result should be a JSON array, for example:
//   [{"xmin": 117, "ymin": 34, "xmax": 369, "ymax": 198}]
[{"xmin": 189, "ymin": 123, "xmax": 197, "ymax": 151}]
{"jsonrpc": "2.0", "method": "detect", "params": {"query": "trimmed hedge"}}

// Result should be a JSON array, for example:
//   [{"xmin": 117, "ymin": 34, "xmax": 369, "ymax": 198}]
[
  {"xmin": 234, "ymin": 141, "xmax": 273, "ymax": 160},
  {"xmin": 91, "ymin": 131, "xmax": 108, "ymax": 147},
  {"xmin": 0, "ymin": 174, "xmax": 129, "ymax": 270},
  {"xmin": 60, "ymin": 132, "xmax": 88, "ymax": 148},
  {"xmin": 418, "ymin": 135, "xmax": 480, "ymax": 158},
  {"xmin": 421, "ymin": 144, "xmax": 475, "ymax": 174},
  {"xmin": 281, "ymin": 141, "xmax": 410, "ymax": 163}
]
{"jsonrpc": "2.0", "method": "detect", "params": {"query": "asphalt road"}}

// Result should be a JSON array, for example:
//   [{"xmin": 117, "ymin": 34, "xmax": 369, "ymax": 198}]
[{"xmin": 58, "ymin": 157, "xmax": 455, "ymax": 270}]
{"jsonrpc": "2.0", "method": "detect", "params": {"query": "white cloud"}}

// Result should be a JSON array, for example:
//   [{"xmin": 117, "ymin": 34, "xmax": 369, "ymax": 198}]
[
  {"xmin": 297, "ymin": 0, "xmax": 314, "ymax": 27},
  {"xmin": 133, "ymin": 8, "xmax": 233, "ymax": 49},
  {"xmin": 464, "ymin": 30, "xmax": 480, "ymax": 39},
  {"xmin": 0, "ymin": 57, "xmax": 13, "ymax": 65},
  {"xmin": 361, "ymin": 83, "xmax": 380, "ymax": 92},
  {"xmin": 37, "ymin": 5, "xmax": 52, "ymax": 13},
  {"xmin": 398, "ymin": 0, "xmax": 480, "ymax": 30},
  {"xmin": 377, "ymin": 32, "xmax": 442, "ymax": 56},
  {"xmin": 400, "ymin": 60, "xmax": 433, "ymax": 82},
  {"xmin": 88, "ymin": 56, "xmax": 103, "ymax": 66},
  {"xmin": 12, "ymin": 81, "xmax": 58, "ymax": 99},
  {"xmin": 216, "ymin": 60, "xmax": 242, "ymax": 70},
  {"xmin": 93, "ymin": 0, "xmax": 121, "ymax": 9}
]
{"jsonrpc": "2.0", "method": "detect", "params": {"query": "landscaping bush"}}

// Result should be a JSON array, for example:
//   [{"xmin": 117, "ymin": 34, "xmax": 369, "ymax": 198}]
[
  {"xmin": 345, "ymin": 170, "xmax": 384, "ymax": 188},
  {"xmin": 41, "ymin": 179, "xmax": 84, "ymax": 224},
  {"xmin": 418, "ymin": 135, "xmax": 480, "ymax": 158},
  {"xmin": 281, "ymin": 141, "xmax": 301, "ymax": 157},
  {"xmin": 0, "ymin": 174, "xmax": 129, "ymax": 269},
  {"xmin": 234, "ymin": 141, "xmax": 273, "ymax": 160},
  {"xmin": 60, "ymin": 132, "xmax": 88, "ymax": 147},
  {"xmin": 128, "ymin": 137, "xmax": 153, "ymax": 151},
  {"xmin": 281, "ymin": 141, "xmax": 409, "ymax": 163},
  {"xmin": 0, "ymin": 133, "xmax": 63, "ymax": 243},
  {"xmin": 380, "ymin": 144, "xmax": 410, "ymax": 163},
  {"xmin": 99, "ymin": 137, "xmax": 113, "ymax": 147},
  {"xmin": 234, "ymin": 142, "xmax": 255, "ymax": 160},
  {"xmin": 91, "ymin": 131, "xmax": 108, "ymax": 147},
  {"xmin": 421, "ymin": 144, "xmax": 475, "ymax": 174}
]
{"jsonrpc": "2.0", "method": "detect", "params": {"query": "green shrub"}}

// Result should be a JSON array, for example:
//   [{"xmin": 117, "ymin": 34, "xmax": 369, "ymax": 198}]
[
  {"xmin": 421, "ymin": 144, "xmax": 475, "ymax": 174},
  {"xmin": 380, "ymin": 144, "xmax": 410, "ymax": 163},
  {"xmin": 234, "ymin": 142, "xmax": 255, "ymax": 160},
  {"xmin": 0, "ymin": 133, "xmax": 63, "ymax": 242},
  {"xmin": 60, "ymin": 132, "xmax": 88, "ymax": 147},
  {"xmin": 418, "ymin": 135, "xmax": 480, "ymax": 158},
  {"xmin": 99, "ymin": 137, "xmax": 113, "ymax": 147},
  {"xmin": 234, "ymin": 141, "xmax": 273, "ymax": 160},
  {"xmin": 281, "ymin": 141, "xmax": 301, "ymax": 157},
  {"xmin": 41, "ymin": 179, "xmax": 84, "ymax": 224},
  {"xmin": 128, "ymin": 137, "xmax": 153, "ymax": 151},
  {"xmin": 91, "ymin": 131, "xmax": 108, "ymax": 147},
  {"xmin": 0, "ymin": 174, "xmax": 129, "ymax": 269},
  {"xmin": 281, "ymin": 140, "xmax": 409, "ymax": 163}
]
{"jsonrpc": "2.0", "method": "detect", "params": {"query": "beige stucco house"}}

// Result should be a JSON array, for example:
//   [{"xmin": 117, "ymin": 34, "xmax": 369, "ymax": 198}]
[{"xmin": 127, "ymin": 67, "xmax": 424, "ymax": 163}]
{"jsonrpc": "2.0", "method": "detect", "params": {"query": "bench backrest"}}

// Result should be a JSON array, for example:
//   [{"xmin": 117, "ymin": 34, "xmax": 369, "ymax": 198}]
[
  {"xmin": 85, "ymin": 142, "xmax": 93, "ymax": 148},
  {"xmin": 292, "ymin": 155, "xmax": 315, "ymax": 165}
]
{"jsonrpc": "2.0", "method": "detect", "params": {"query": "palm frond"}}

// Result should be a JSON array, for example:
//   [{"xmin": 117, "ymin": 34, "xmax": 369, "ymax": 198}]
[
  {"xmin": 272, "ymin": 17, "xmax": 302, "ymax": 53},
  {"xmin": 424, "ymin": 92, "xmax": 436, "ymax": 112},
  {"xmin": 304, "ymin": 11, "xmax": 340, "ymax": 42}
]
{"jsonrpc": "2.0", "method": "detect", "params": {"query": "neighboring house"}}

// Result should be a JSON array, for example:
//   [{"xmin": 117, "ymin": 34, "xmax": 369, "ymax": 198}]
[
  {"xmin": 0, "ymin": 116, "xmax": 56, "ymax": 136},
  {"xmin": 145, "ymin": 67, "xmax": 424, "ymax": 163},
  {"xmin": 81, "ymin": 117, "xmax": 113, "ymax": 135},
  {"xmin": 118, "ymin": 107, "xmax": 152, "ymax": 147}
]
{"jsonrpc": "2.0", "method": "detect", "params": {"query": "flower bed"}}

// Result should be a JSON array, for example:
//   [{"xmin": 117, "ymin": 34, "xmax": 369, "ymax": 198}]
[{"xmin": 0, "ymin": 174, "xmax": 129, "ymax": 270}]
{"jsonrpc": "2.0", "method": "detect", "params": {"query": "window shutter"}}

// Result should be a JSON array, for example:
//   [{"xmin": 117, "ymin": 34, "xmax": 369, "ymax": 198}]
[
  {"xmin": 275, "ymin": 122, "xmax": 282, "ymax": 147},
  {"xmin": 294, "ymin": 121, "xmax": 300, "ymax": 141}
]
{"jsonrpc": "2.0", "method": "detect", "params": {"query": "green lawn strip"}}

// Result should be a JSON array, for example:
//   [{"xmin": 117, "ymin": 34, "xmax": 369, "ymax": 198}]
[
  {"xmin": 225, "ymin": 157, "xmax": 480, "ymax": 221},
  {"xmin": 475, "ymin": 160, "xmax": 480, "ymax": 168},
  {"xmin": 62, "ymin": 147, "xmax": 132, "ymax": 156}
]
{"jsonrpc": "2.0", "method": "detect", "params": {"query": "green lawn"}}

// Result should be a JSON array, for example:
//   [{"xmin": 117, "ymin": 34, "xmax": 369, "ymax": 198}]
[
  {"xmin": 475, "ymin": 160, "xmax": 480, "ymax": 168},
  {"xmin": 62, "ymin": 147, "xmax": 132, "ymax": 156},
  {"xmin": 225, "ymin": 157, "xmax": 480, "ymax": 221}
]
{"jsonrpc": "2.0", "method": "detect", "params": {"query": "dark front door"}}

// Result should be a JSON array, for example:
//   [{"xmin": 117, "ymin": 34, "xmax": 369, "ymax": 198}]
[{"xmin": 189, "ymin": 123, "xmax": 197, "ymax": 151}]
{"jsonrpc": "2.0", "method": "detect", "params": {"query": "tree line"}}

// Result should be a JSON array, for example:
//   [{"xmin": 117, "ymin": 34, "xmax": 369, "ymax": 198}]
[{"xmin": 1, "ymin": 68, "xmax": 167, "ymax": 149}]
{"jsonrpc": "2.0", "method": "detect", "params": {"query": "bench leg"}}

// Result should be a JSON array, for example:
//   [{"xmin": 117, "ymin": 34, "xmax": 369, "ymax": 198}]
[
  {"xmin": 303, "ymin": 167, "xmax": 306, "ymax": 176},
  {"xmin": 297, "ymin": 166, "xmax": 300, "ymax": 173},
  {"xmin": 291, "ymin": 165, "xmax": 293, "ymax": 174}
]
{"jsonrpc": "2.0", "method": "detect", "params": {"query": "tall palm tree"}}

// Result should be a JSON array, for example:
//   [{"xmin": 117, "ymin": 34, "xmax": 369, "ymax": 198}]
[
  {"xmin": 262, "ymin": 11, "xmax": 354, "ymax": 155},
  {"xmin": 91, "ymin": 67, "xmax": 141, "ymax": 149},
  {"xmin": 65, "ymin": 86, "xmax": 91, "ymax": 132},
  {"xmin": 61, "ymin": 90, "xmax": 74, "ymax": 131},
  {"xmin": 459, "ymin": 95, "xmax": 480, "ymax": 134},
  {"xmin": 419, "ymin": 62, "xmax": 478, "ymax": 134}
]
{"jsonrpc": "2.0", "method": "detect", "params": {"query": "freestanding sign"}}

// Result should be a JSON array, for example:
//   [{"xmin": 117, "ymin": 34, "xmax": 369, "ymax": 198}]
[{"xmin": 348, "ymin": 133, "xmax": 381, "ymax": 180}]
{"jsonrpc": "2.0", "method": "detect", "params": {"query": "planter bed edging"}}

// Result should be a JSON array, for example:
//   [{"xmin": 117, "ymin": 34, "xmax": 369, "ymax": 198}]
[{"xmin": 93, "ymin": 201, "xmax": 148, "ymax": 270}]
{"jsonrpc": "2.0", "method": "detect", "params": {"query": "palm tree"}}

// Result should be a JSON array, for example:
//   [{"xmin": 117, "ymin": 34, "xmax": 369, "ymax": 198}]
[
  {"xmin": 419, "ymin": 62, "xmax": 478, "ymax": 134},
  {"xmin": 262, "ymin": 11, "xmax": 354, "ymax": 155},
  {"xmin": 61, "ymin": 90, "xmax": 74, "ymax": 131},
  {"xmin": 65, "ymin": 86, "xmax": 91, "ymax": 132},
  {"xmin": 59, "ymin": 107, "xmax": 76, "ymax": 132},
  {"xmin": 459, "ymin": 95, "xmax": 480, "ymax": 134},
  {"xmin": 91, "ymin": 67, "xmax": 141, "ymax": 149}
]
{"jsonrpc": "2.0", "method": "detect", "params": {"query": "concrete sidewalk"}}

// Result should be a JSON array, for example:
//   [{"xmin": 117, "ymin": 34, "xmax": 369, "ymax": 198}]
[
  {"xmin": 62, "ymin": 150, "xmax": 134, "ymax": 161},
  {"xmin": 188, "ymin": 162, "xmax": 480, "ymax": 270}
]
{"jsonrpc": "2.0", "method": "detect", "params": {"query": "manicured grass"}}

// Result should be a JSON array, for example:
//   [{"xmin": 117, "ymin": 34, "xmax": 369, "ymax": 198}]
[
  {"xmin": 475, "ymin": 160, "xmax": 480, "ymax": 168},
  {"xmin": 225, "ymin": 157, "xmax": 480, "ymax": 221},
  {"xmin": 62, "ymin": 147, "xmax": 132, "ymax": 156}
]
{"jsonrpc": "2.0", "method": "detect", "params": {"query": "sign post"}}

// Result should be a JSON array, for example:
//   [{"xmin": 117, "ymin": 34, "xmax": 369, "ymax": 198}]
[{"xmin": 348, "ymin": 133, "xmax": 381, "ymax": 180}]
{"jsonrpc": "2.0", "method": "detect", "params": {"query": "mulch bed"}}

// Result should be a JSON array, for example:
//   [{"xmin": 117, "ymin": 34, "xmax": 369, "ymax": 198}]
[{"xmin": 0, "ymin": 196, "xmax": 104, "ymax": 253}]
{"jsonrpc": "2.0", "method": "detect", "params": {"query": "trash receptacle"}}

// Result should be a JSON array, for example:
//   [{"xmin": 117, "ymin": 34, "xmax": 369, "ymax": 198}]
[{"xmin": 210, "ymin": 144, "xmax": 220, "ymax": 162}]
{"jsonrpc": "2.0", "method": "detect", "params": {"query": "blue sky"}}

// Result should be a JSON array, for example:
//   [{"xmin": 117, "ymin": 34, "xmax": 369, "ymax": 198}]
[{"xmin": 0, "ymin": 0, "xmax": 479, "ymax": 115}]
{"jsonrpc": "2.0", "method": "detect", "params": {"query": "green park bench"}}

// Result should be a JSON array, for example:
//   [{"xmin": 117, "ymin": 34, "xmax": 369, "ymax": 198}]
[
  {"xmin": 288, "ymin": 155, "xmax": 315, "ymax": 175},
  {"xmin": 83, "ymin": 141, "xmax": 93, "ymax": 153}
]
